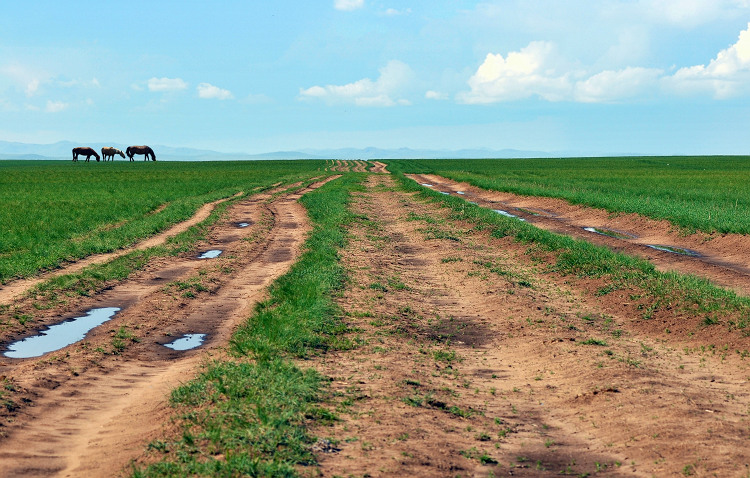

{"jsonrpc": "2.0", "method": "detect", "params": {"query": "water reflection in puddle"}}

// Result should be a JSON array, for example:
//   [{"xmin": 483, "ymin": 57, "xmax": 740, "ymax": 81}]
[
  {"xmin": 421, "ymin": 183, "xmax": 433, "ymax": 187},
  {"xmin": 647, "ymin": 245, "xmax": 699, "ymax": 257},
  {"xmin": 440, "ymin": 191, "xmax": 450, "ymax": 195},
  {"xmin": 4, "ymin": 307, "xmax": 121, "ymax": 359},
  {"xmin": 583, "ymin": 227, "xmax": 635, "ymax": 240},
  {"xmin": 198, "ymin": 250, "xmax": 222, "ymax": 259},
  {"xmin": 456, "ymin": 191, "xmax": 465, "ymax": 195},
  {"xmin": 494, "ymin": 210, "xmax": 526, "ymax": 221},
  {"xmin": 164, "ymin": 334, "xmax": 206, "ymax": 351},
  {"xmin": 237, "ymin": 222, "xmax": 250, "ymax": 228}
]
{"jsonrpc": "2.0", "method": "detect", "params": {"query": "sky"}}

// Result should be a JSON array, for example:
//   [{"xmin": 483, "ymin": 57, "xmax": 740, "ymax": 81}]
[{"xmin": 1, "ymin": 0, "xmax": 750, "ymax": 155}]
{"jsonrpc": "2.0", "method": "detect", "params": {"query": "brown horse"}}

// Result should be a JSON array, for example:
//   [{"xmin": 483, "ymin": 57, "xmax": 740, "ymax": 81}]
[
  {"xmin": 72, "ymin": 147, "xmax": 101, "ymax": 162},
  {"xmin": 101, "ymin": 147, "xmax": 126, "ymax": 161},
  {"xmin": 126, "ymin": 145, "xmax": 156, "ymax": 161}
]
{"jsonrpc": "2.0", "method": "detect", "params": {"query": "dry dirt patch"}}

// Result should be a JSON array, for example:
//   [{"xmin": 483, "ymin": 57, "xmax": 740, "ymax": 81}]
[{"xmin": 308, "ymin": 174, "xmax": 750, "ymax": 477}]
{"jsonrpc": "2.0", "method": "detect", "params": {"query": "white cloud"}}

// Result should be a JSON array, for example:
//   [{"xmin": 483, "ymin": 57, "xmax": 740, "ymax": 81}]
[
  {"xmin": 45, "ymin": 100, "xmax": 67, "ymax": 113},
  {"xmin": 459, "ymin": 23, "xmax": 750, "ymax": 104},
  {"xmin": 638, "ymin": 0, "xmax": 739, "ymax": 27},
  {"xmin": 334, "ymin": 0, "xmax": 364, "ymax": 11},
  {"xmin": 300, "ymin": 60, "xmax": 414, "ymax": 107},
  {"xmin": 197, "ymin": 82, "xmax": 234, "ymax": 100},
  {"xmin": 383, "ymin": 8, "xmax": 411, "ymax": 16},
  {"xmin": 574, "ymin": 67, "xmax": 663, "ymax": 103},
  {"xmin": 147, "ymin": 77, "xmax": 188, "ymax": 92},
  {"xmin": 458, "ymin": 42, "xmax": 574, "ymax": 103},
  {"xmin": 1, "ymin": 64, "xmax": 45, "ymax": 97},
  {"xmin": 425, "ymin": 90, "xmax": 448, "ymax": 100},
  {"xmin": 664, "ymin": 22, "xmax": 750, "ymax": 98}
]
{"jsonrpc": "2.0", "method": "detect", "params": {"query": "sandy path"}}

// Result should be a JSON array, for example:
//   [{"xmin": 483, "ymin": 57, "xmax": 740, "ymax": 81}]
[
  {"xmin": 0, "ymin": 191, "xmax": 249, "ymax": 305},
  {"xmin": 409, "ymin": 173, "xmax": 750, "ymax": 296},
  {"xmin": 309, "ymin": 174, "xmax": 750, "ymax": 477},
  {"xmin": 0, "ymin": 177, "xmax": 338, "ymax": 477}
]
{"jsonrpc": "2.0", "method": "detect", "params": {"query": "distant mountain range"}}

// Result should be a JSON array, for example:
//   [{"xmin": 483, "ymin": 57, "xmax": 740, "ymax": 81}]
[{"xmin": 0, "ymin": 140, "xmax": 616, "ymax": 161}]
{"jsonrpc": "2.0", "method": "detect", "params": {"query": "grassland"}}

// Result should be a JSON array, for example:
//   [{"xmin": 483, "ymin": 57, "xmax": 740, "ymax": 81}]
[
  {"xmin": 0, "ymin": 160, "xmax": 325, "ymax": 283},
  {"xmin": 385, "ymin": 156, "xmax": 750, "ymax": 234}
]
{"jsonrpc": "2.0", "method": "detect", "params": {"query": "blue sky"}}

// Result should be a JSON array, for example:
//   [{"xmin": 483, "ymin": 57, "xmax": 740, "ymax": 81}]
[{"xmin": 1, "ymin": 0, "xmax": 749, "ymax": 155}]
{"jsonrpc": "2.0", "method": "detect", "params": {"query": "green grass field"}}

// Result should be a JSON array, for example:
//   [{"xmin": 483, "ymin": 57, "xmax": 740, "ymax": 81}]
[
  {"xmin": 386, "ymin": 156, "xmax": 750, "ymax": 235},
  {"xmin": 0, "ymin": 160, "xmax": 325, "ymax": 283}
]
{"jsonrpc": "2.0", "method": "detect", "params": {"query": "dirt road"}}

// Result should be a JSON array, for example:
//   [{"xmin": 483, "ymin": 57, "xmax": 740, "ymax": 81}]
[
  {"xmin": 0, "ymin": 178, "xmax": 335, "ymax": 477},
  {"xmin": 309, "ymin": 174, "xmax": 750, "ymax": 477},
  {"xmin": 409, "ymin": 173, "xmax": 750, "ymax": 296}
]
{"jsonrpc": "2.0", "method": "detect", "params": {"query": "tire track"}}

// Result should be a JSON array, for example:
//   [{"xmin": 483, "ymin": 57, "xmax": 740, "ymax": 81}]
[{"xmin": 0, "ymin": 177, "xmax": 339, "ymax": 477}]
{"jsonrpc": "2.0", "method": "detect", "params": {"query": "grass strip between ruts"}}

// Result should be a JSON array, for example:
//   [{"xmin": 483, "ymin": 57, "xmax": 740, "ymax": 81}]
[
  {"xmin": 132, "ymin": 173, "xmax": 364, "ymax": 477},
  {"xmin": 394, "ymin": 172, "xmax": 750, "ymax": 336}
]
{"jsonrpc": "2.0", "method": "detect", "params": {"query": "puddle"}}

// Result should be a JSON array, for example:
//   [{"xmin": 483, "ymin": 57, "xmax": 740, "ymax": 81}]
[
  {"xmin": 421, "ymin": 183, "xmax": 433, "ymax": 187},
  {"xmin": 494, "ymin": 210, "xmax": 526, "ymax": 221},
  {"xmin": 237, "ymin": 222, "xmax": 250, "ymax": 228},
  {"xmin": 198, "ymin": 249, "xmax": 222, "ymax": 259},
  {"xmin": 456, "ymin": 191, "xmax": 465, "ymax": 195},
  {"xmin": 440, "ymin": 191, "xmax": 450, "ymax": 195},
  {"xmin": 163, "ymin": 333, "xmax": 206, "ymax": 351},
  {"xmin": 4, "ymin": 307, "xmax": 121, "ymax": 359},
  {"xmin": 646, "ymin": 245, "xmax": 700, "ymax": 257},
  {"xmin": 583, "ymin": 227, "xmax": 636, "ymax": 240}
]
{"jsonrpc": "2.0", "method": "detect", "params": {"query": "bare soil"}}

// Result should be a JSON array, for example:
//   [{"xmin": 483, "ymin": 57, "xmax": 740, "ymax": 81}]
[
  {"xmin": 307, "ymin": 174, "xmax": 750, "ymax": 477},
  {"xmin": 0, "ymin": 178, "xmax": 336, "ymax": 477}
]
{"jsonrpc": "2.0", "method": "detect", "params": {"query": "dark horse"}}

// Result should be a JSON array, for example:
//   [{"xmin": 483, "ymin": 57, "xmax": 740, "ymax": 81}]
[
  {"xmin": 72, "ymin": 147, "xmax": 101, "ymax": 162},
  {"xmin": 126, "ymin": 145, "xmax": 156, "ymax": 161},
  {"xmin": 101, "ymin": 147, "xmax": 125, "ymax": 161}
]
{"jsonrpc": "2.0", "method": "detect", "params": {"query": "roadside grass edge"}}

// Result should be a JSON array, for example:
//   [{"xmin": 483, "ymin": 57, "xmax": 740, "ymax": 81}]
[{"xmin": 131, "ymin": 173, "xmax": 365, "ymax": 477}]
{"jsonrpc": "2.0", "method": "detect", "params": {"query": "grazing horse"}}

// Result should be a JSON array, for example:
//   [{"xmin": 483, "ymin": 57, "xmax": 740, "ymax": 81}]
[
  {"xmin": 126, "ymin": 145, "xmax": 156, "ymax": 161},
  {"xmin": 72, "ymin": 147, "xmax": 101, "ymax": 162},
  {"xmin": 101, "ymin": 147, "xmax": 126, "ymax": 161}
]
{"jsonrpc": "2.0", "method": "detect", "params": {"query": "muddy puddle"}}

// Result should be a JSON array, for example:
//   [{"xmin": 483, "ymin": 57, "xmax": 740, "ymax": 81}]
[
  {"xmin": 237, "ymin": 222, "xmax": 250, "ymax": 228},
  {"xmin": 493, "ymin": 209, "xmax": 525, "ymax": 221},
  {"xmin": 198, "ymin": 250, "xmax": 223, "ymax": 259},
  {"xmin": 583, "ymin": 227, "xmax": 636, "ymax": 240},
  {"xmin": 647, "ymin": 244, "xmax": 700, "ymax": 257},
  {"xmin": 163, "ymin": 333, "xmax": 206, "ymax": 351},
  {"xmin": 4, "ymin": 307, "xmax": 121, "ymax": 359}
]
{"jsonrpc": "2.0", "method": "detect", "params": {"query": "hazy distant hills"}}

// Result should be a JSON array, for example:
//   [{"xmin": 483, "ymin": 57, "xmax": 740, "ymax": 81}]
[{"xmin": 0, "ymin": 140, "xmax": 571, "ymax": 161}]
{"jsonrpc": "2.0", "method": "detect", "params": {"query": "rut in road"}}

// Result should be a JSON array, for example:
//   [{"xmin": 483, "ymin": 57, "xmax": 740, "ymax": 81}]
[
  {"xmin": 409, "ymin": 173, "xmax": 750, "ymax": 296},
  {"xmin": 0, "ymin": 177, "xmax": 337, "ymax": 477},
  {"xmin": 0, "ymin": 190, "xmax": 251, "ymax": 305}
]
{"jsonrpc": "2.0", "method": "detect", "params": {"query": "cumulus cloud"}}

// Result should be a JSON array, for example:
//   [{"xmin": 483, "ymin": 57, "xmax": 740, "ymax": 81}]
[
  {"xmin": 147, "ymin": 77, "xmax": 188, "ymax": 92},
  {"xmin": 664, "ymin": 21, "xmax": 750, "ymax": 98},
  {"xmin": 334, "ymin": 0, "xmax": 363, "ymax": 11},
  {"xmin": 197, "ymin": 82, "xmax": 234, "ymax": 100},
  {"xmin": 458, "ymin": 42, "xmax": 574, "ymax": 103},
  {"xmin": 460, "ymin": 22, "xmax": 750, "ymax": 104},
  {"xmin": 45, "ymin": 100, "xmax": 67, "ymax": 113},
  {"xmin": 574, "ymin": 67, "xmax": 663, "ymax": 102},
  {"xmin": 300, "ymin": 60, "xmax": 414, "ymax": 107}
]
